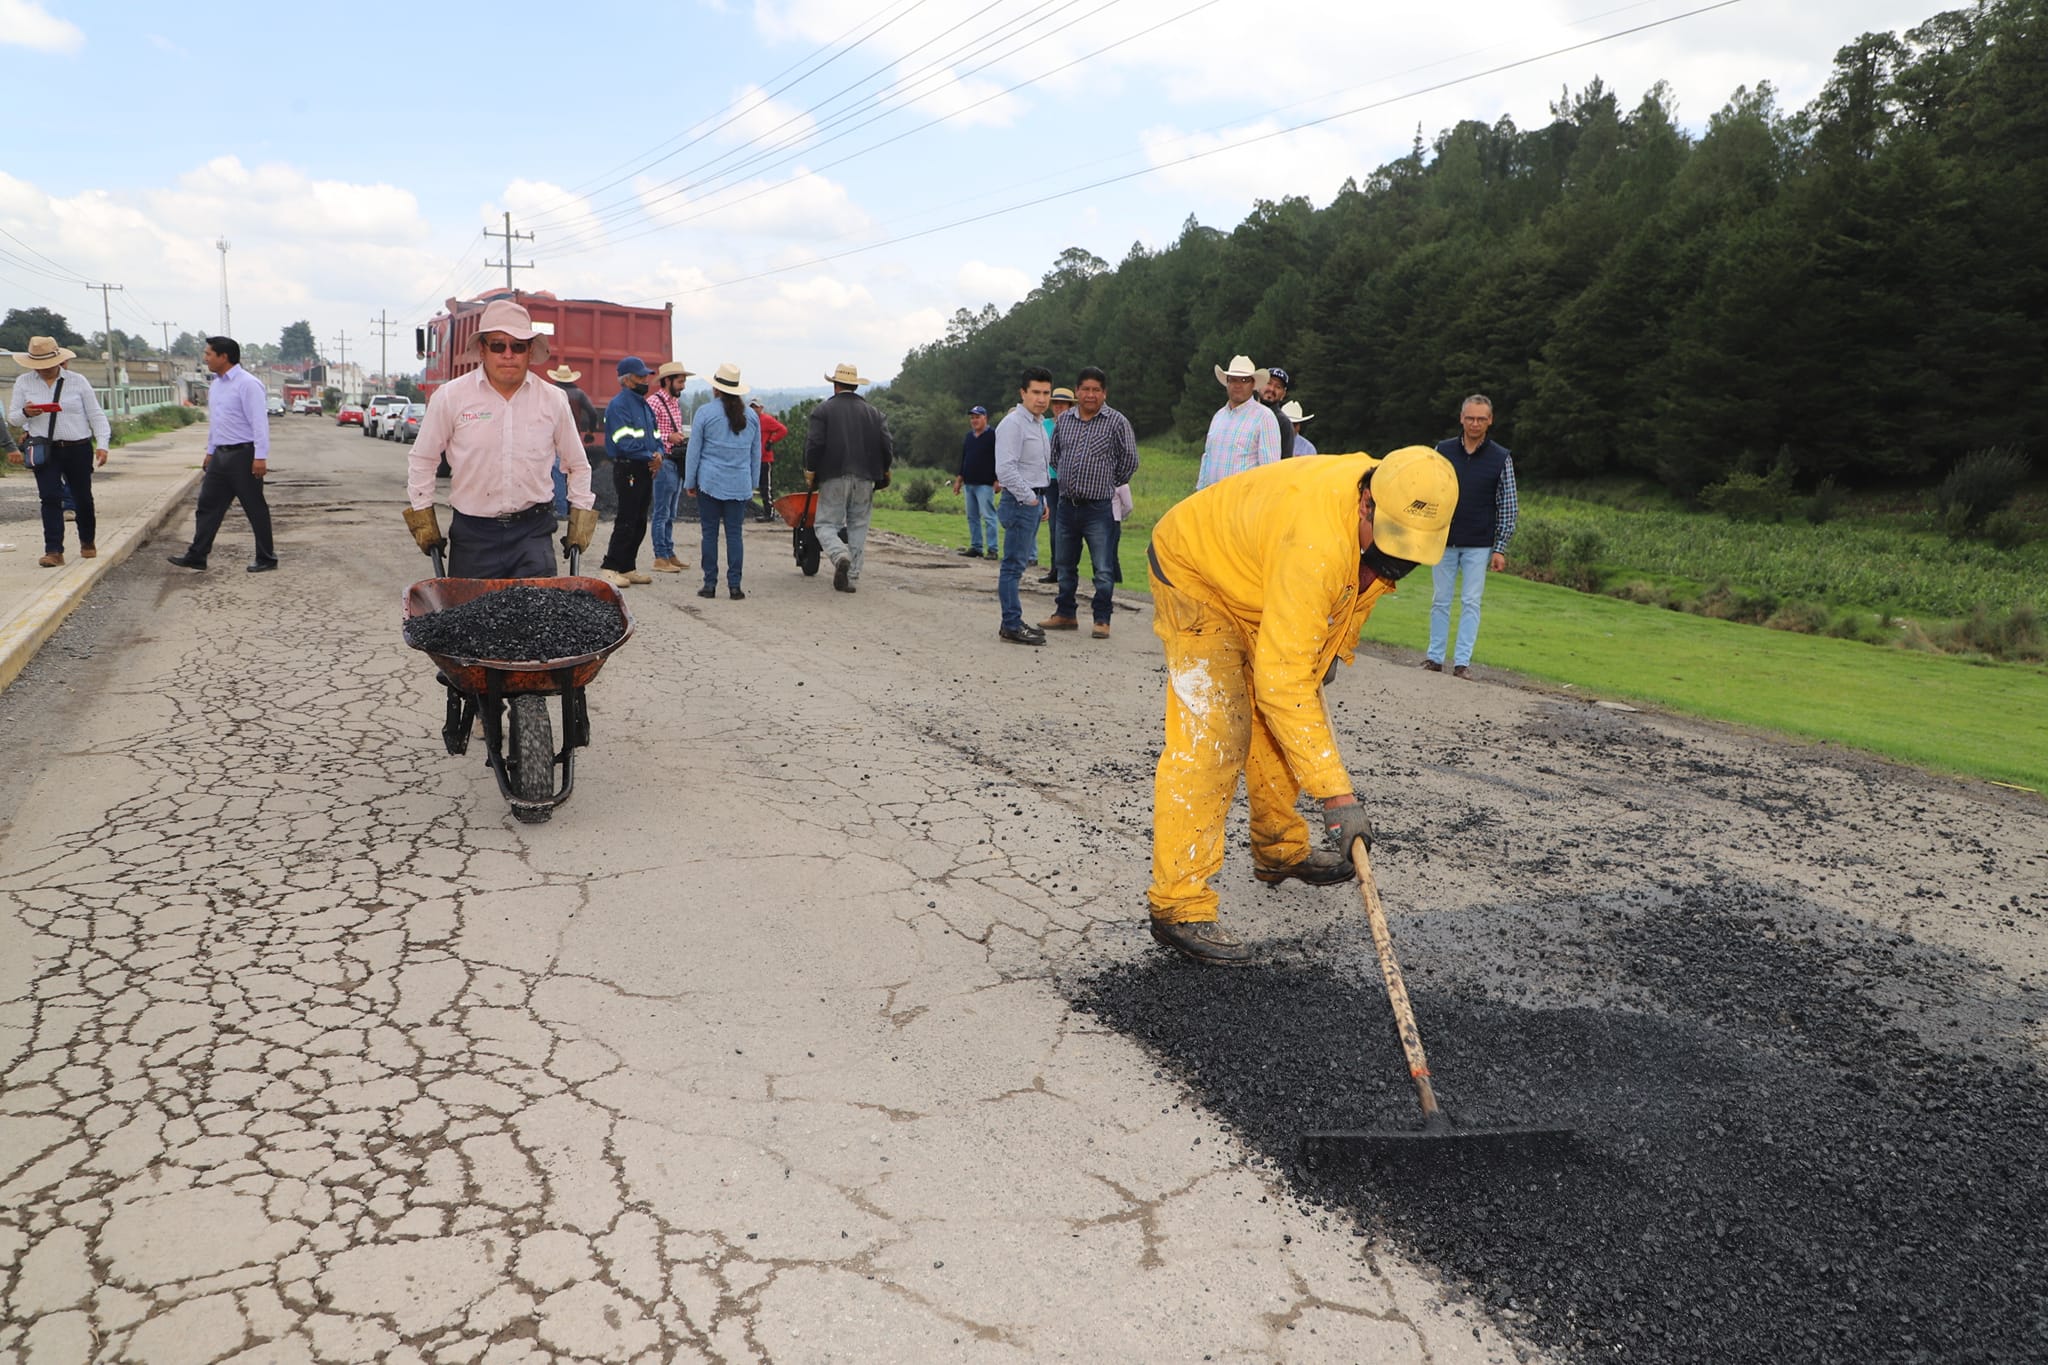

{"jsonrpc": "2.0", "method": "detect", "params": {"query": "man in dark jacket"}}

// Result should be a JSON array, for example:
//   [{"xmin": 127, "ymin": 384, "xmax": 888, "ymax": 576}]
[
  {"xmin": 804, "ymin": 361, "xmax": 894, "ymax": 593},
  {"xmin": 597, "ymin": 357, "xmax": 665, "ymax": 588},
  {"xmin": 1260, "ymin": 365, "xmax": 1297, "ymax": 461},
  {"xmin": 952, "ymin": 405, "xmax": 997, "ymax": 557},
  {"xmin": 1424, "ymin": 394, "xmax": 1518, "ymax": 678},
  {"xmin": 546, "ymin": 365, "xmax": 603, "ymax": 516}
]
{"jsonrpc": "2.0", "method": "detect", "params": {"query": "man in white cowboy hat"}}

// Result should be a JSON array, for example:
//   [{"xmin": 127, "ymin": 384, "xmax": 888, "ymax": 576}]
[
  {"xmin": 167, "ymin": 336, "xmax": 279, "ymax": 573},
  {"xmin": 403, "ymin": 298, "xmax": 596, "ymax": 579},
  {"xmin": 544, "ymin": 362, "xmax": 602, "ymax": 515},
  {"xmin": 1195, "ymin": 354, "xmax": 1281, "ymax": 490},
  {"xmin": 1281, "ymin": 400, "xmax": 1317, "ymax": 455},
  {"xmin": 647, "ymin": 360, "xmax": 694, "ymax": 572},
  {"xmin": 803, "ymin": 361, "xmax": 894, "ymax": 594},
  {"xmin": 6, "ymin": 335, "xmax": 110, "ymax": 568}
]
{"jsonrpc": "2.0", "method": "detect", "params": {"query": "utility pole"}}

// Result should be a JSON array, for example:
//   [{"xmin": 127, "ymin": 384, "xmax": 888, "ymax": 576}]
[
  {"xmin": 154, "ymin": 321, "xmax": 176, "ymax": 356},
  {"xmin": 368, "ymin": 310, "xmax": 399, "ymax": 387},
  {"xmin": 88, "ymin": 282, "xmax": 126, "ymax": 415},
  {"xmin": 216, "ymin": 237, "xmax": 232, "ymax": 336},
  {"xmin": 484, "ymin": 211, "xmax": 534, "ymax": 292},
  {"xmin": 330, "ymin": 330, "xmax": 350, "ymax": 367}
]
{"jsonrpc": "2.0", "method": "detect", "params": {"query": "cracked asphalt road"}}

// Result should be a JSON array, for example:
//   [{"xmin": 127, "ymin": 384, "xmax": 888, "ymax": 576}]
[{"xmin": 2, "ymin": 422, "xmax": 2043, "ymax": 1364}]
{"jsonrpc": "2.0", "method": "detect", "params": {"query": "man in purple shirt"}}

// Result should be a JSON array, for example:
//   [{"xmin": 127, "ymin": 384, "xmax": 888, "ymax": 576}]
[{"xmin": 168, "ymin": 336, "xmax": 278, "ymax": 572}]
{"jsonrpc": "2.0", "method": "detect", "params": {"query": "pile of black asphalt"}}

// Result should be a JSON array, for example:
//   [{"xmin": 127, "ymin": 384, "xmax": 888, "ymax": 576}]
[
  {"xmin": 1073, "ymin": 884, "xmax": 2048, "ymax": 1364},
  {"xmin": 406, "ymin": 585, "xmax": 624, "ymax": 662}
]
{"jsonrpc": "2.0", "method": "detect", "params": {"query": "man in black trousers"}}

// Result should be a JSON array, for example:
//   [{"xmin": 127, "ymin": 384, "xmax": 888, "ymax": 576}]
[{"xmin": 169, "ymin": 336, "xmax": 278, "ymax": 572}]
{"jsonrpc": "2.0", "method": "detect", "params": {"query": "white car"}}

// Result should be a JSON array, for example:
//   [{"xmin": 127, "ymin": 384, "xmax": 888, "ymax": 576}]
[
  {"xmin": 266, "ymin": 396, "xmax": 286, "ymax": 416},
  {"xmin": 365, "ymin": 395, "xmax": 409, "ymax": 438}
]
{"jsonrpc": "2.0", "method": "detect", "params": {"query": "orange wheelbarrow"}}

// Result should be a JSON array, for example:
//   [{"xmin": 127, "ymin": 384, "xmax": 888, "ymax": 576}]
[{"xmin": 773, "ymin": 490, "xmax": 829, "ymax": 576}]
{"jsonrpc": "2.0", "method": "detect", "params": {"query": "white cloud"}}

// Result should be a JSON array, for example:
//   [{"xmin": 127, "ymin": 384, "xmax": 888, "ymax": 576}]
[
  {"xmin": 148, "ymin": 157, "xmax": 425, "ymax": 242},
  {"xmin": 632, "ymin": 168, "xmax": 871, "ymax": 241},
  {"xmin": 955, "ymin": 260, "xmax": 1031, "ymax": 307},
  {"xmin": 0, "ymin": 0, "xmax": 82, "ymax": 53},
  {"xmin": 496, "ymin": 180, "xmax": 606, "ymax": 256},
  {"xmin": 717, "ymin": 86, "xmax": 819, "ymax": 149}
]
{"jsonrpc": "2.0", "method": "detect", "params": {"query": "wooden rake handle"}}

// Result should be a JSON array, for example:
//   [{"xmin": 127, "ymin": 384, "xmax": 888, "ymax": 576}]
[{"xmin": 1350, "ymin": 839, "xmax": 1444, "ymax": 1125}]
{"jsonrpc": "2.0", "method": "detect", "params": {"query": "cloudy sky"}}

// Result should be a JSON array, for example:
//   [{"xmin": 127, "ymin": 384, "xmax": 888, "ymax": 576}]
[{"xmin": 3, "ymin": 0, "xmax": 1940, "ymax": 386}]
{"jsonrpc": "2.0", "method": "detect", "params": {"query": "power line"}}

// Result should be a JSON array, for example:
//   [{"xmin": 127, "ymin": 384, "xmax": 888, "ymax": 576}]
[
  {"xmin": 483, "ymin": 212, "xmax": 534, "ymax": 291},
  {"xmin": 631, "ymin": 0, "xmax": 1745, "ymax": 302},
  {"xmin": 330, "ymin": 329, "xmax": 350, "ymax": 368},
  {"xmin": 368, "ymin": 311, "xmax": 400, "ymax": 383}
]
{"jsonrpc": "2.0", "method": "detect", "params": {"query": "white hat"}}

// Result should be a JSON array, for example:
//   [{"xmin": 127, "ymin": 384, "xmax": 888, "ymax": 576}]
[
  {"xmin": 474, "ymin": 298, "xmax": 539, "ymax": 341},
  {"xmin": 1214, "ymin": 354, "xmax": 1259, "ymax": 386},
  {"xmin": 14, "ymin": 335, "xmax": 77, "ymax": 368},
  {"xmin": 824, "ymin": 361, "xmax": 870, "ymax": 387},
  {"xmin": 544, "ymin": 364, "xmax": 581, "ymax": 383},
  {"xmin": 1281, "ymin": 400, "xmax": 1312, "ymax": 423},
  {"xmin": 710, "ymin": 362, "xmax": 749, "ymax": 396}
]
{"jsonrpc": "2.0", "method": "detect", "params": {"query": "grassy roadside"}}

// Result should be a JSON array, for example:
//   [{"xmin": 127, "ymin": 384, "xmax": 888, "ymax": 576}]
[{"xmin": 869, "ymin": 443, "xmax": 2048, "ymax": 793}]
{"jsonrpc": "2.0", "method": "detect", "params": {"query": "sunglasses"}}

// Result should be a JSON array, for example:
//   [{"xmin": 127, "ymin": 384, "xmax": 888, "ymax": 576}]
[{"xmin": 483, "ymin": 339, "xmax": 531, "ymax": 355}]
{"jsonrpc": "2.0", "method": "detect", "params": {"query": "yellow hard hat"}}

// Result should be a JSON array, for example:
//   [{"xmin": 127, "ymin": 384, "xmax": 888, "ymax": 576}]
[{"xmin": 1369, "ymin": 446, "xmax": 1459, "ymax": 565}]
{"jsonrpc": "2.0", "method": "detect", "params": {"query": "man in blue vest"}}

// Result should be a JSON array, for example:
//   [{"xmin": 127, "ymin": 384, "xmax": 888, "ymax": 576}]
[{"xmin": 1425, "ymin": 394, "xmax": 1518, "ymax": 678}]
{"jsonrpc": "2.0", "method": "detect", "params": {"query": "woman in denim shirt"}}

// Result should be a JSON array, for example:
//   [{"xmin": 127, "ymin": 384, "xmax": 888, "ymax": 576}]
[{"xmin": 685, "ymin": 363, "xmax": 762, "ymax": 600}]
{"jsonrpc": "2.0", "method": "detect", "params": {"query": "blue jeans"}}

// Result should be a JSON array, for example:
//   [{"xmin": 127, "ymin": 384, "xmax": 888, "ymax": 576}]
[
  {"xmin": 962, "ymin": 482, "xmax": 997, "ymax": 553},
  {"xmin": 1054, "ymin": 496, "xmax": 1117, "ymax": 625},
  {"xmin": 651, "ymin": 456, "xmax": 684, "ymax": 560},
  {"xmin": 551, "ymin": 464, "xmax": 569, "ymax": 518},
  {"xmin": 996, "ymin": 491, "xmax": 1040, "ymax": 631},
  {"xmin": 699, "ymin": 494, "xmax": 746, "ymax": 588},
  {"xmin": 1429, "ymin": 545, "xmax": 1494, "ymax": 666}
]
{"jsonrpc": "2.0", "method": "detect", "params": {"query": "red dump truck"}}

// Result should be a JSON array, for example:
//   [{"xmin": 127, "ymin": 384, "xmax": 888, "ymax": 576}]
[{"xmin": 416, "ymin": 289, "xmax": 674, "ymax": 423}]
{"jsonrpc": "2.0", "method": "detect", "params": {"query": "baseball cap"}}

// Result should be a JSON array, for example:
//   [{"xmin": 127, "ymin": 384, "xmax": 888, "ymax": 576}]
[
  {"xmin": 616, "ymin": 356, "xmax": 652, "ymax": 378},
  {"xmin": 968, "ymin": 405, "xmax": 988, "ymax": 416},
  {"xmin": 1266, "ymin": 366, "xmax": 1291, "ymax": 389},
  {"xmin": 1368, "ymin": 446, "xmax": 1459, "ymax": 566}
]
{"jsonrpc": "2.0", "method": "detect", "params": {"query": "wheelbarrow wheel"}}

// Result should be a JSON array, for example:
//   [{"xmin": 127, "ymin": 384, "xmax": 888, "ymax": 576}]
[
  {"xmin": 507, "ymin": 695, "xmax": 556, "ymax": 823},
  {"xmin": 796, "ymin": 527, "xmax": 822, "ymax": 576}
]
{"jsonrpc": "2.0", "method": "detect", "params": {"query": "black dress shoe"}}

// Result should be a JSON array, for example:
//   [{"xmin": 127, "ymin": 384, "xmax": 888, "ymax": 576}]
[
  {"xmin": 1148, "ymin": 918, "xmax": 1253, "ymax": 966},
  {"xmin": 1252, "ymin": 849, "xmax": 1355, "ymax": 886},
  {"xmin": 697, "ymin": 585, "xmax": 717, "ymax": 598},
  {"xmin": 247, "ymin": 560, "xmax": 279, "ymax": 573},
  {"xmin": 1421, "ymin": 659, "xmax": 1444, "ymax": 672},
  {"xmin": 999, "ymin": 625, "xmax": 1045, "ymax": 646},
  {"xmin": 166, "ymin": 554, "xmax": 207, "ymax": 570},
  {"xmin": 1038, "ymin": 571, "xmax": 1058, "ymax": 584},
  {"xmin": 957, "ymin": 547, "xmax": 983, "ymax": 558},
  {"xmin": 728, "ymin": 586, "xmax": 746, "ymax": 600}
]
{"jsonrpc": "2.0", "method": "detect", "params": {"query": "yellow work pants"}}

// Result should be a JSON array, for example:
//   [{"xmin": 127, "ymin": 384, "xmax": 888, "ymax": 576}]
[{"xmin": 1147, "ymin": 574, "xmax": 1314, "ymax": 924}]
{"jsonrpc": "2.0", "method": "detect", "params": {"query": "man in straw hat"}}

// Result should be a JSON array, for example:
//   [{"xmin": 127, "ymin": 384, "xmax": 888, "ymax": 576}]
[
  {"xmin": 1195, "ymin": 354, "xmax": 1282, "ymax": 490},
  {"xmin": 167, "ymin": 336, "xmax": 278, "ymax": 573},
  {"xmin": 1281, "ymin": 400, "xmax": 1316, "ymax": 455},
  {"xmin": 1142, "ymin": 446, "xmax": 1459, "ymax": 965},
  {"xmin": 647, "ymin": 360, "xmax": 693, "ymax": 572},
  {"xmin": 803, "ymin": 362, "xmax": 894, "ymax": 594},
  {"xmin": 543, "ymin": 362, "xmax": 602, "ymax": 516},
  {"xmin": 402, "ymin": 299, "xmax": 596, "ymax": 579},
  {"xmin": 6, "ymin": 335, "xmax": 110, "ymax": 568}
]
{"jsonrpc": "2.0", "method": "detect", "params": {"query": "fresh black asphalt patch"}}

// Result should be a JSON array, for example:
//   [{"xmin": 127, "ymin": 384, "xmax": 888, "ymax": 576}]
[
  {"xmin": 405, "ymin": 584, "xmax": 625, "ymax": 661},
  {"xmin": 1072, "ymin": 887, "xmax": 2048, "ymax": 1363}
]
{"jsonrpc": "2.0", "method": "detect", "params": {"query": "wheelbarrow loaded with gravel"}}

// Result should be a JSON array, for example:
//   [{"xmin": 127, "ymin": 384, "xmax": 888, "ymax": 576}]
[{"xmin": 402, "ymin": 546, "xmax": 634, "ymax": 824}]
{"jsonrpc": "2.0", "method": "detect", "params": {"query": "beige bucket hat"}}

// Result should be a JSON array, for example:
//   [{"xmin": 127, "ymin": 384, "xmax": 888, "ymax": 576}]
[
  {"xmin": 1280, "ymin": 400, "xmax": 1313, "ymax": 423},
  {"xmin": 544, "ymin": 364, "xmax": 581, "ymax": 383},
  {"xmin": 15, "ymin": 335, "xmax": 77, "ymax": 369},
  {"xmin": 824, "ymin": 361, "xmax": 870, "ymax": 387},
  {"xmin": 1214, "ymin": 354, "xmax": 1261, "ymax": 386},
  {"xmin": 474, "ymin": 298, "xmax": 539, "ymax": 341},
  {"xmin": 710, "ymin": 362, "xmax": 749, "ymax": 396}
]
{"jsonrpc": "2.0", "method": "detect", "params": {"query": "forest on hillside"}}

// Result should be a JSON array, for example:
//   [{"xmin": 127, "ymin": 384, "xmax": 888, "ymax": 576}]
[{"xmin": 871, "ymin": 0, "xmax": 2044, "ymax": 496}]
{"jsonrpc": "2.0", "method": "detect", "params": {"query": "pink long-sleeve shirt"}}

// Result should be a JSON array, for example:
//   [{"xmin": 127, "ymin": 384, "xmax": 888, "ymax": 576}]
[{"xmin": 408, "ymin": 369, "xmax": 593, "ymax": 516}]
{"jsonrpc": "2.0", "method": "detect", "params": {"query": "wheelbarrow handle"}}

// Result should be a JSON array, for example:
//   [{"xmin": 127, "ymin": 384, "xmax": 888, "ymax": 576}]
[
  {"xmin": 430, "ymin": 545, "xmax": 446, "ymax": 578},
  {"xmin": 568, "ymin": 546, "xmax": 581, "ymax": 576}
]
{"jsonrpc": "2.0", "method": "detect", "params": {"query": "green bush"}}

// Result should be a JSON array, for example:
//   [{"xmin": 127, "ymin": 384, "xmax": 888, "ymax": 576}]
[
  {"xmin": 1764, "ymin": 600, "xmax": 1831, "ymax": 634},
  {"xmin": 901, "ymin": 473, "xmax": 940, "ymax": 511},
  {"xmin": 1936, "ymin": 445, "xmax": 2030, "ymax": 537},
  {"xmin": 1698, "ymin": 580, "xmax": 1780, "ymax": 625},
  {"xmin": 1801, "ymin": 476, "xmax": 1846, "ymax": 525},
  {"xmin": 1982, "ymin": 509, "xmax": 2033, "ymax": 550},
  {"xmin": 1700, "ymin": 463, "xmax": 1796, "ymax": 523},
  {"xmin": 1515, "ymin": 521, "xmax": 1562, "ymax": 573},
  {"xmin": 1561, "ymin": 528, "xmax": 1604, "ymax": 592}
]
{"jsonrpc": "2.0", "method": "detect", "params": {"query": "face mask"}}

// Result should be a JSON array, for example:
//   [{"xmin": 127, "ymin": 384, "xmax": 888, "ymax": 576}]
[{"xmin": 1361, "ymin": 544, "xmax": 1420, "ymax": 583}]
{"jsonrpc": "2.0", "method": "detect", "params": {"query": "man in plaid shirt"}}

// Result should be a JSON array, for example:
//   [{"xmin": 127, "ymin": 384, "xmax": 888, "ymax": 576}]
[
  {"xmin": 1042, "ymin": 367, "xmax": 1139, "ymax": 639},
  {"xmin": 646, "ymin": 361, "xmax": 691, "ymax": 572},
  {"xmin": 1424, "ymin": 394, "xmax": 1519, "ymax": 678},
  {"xmin": 1196, "ymin": 354, "xmax": 1281, "ymax": 489}
]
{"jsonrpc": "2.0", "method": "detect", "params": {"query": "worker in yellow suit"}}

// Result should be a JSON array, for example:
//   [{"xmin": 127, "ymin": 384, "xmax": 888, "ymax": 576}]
[{"xmin": 1145, "ymin": 446, "xmax": 1458, "ymax": 965}]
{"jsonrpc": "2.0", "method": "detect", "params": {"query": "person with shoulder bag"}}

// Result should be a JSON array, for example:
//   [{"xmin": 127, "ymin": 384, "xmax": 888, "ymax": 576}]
[{"xmin": 5, "ymin": 337, "xmax": 111, "ymax": 568}]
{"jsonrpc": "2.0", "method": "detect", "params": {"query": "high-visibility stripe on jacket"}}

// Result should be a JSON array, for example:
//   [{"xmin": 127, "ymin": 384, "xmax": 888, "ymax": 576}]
[{"xmin": 603, "ymin": 389, "xmax": 665, "ymax": 462}]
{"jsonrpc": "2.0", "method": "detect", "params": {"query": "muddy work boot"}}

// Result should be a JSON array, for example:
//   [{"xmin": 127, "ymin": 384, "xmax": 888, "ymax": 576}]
[
  {"xmin": 1149, "ymin": 917, "xmax": 1253, "ymax": 966},
  {"xmin": 1252, "ymin": 848, "xmax": 1355, "ymax": 887}
]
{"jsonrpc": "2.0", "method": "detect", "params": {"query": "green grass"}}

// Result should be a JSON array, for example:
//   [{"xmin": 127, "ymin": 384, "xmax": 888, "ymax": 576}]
[{"xmin": 867, "ymin": 443, "xmax": 2048, "ymax": 792}]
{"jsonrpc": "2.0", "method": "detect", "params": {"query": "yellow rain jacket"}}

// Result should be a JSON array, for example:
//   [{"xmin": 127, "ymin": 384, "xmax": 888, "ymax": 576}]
[{"xmin": 1149, "ymin": 452, "xmax": 1394, "ymax": 801}]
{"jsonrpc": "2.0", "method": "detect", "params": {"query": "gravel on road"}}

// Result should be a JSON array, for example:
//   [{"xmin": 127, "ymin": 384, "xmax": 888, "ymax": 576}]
[{"xmin": 405, "ymin": 584, "xmax": 624, "ymax": 661}]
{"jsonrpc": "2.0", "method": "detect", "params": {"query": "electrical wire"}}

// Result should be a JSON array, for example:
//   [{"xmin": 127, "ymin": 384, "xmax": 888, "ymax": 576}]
[{"xmin": 621, "ymin": 0, "xmax": 1743, "ymax": 301}]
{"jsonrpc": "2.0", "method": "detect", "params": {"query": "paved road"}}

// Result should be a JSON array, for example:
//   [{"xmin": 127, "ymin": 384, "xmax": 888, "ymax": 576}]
[{"xmin": 2, "ymin": 419, "xmax": 2042, "ymax": 1364}]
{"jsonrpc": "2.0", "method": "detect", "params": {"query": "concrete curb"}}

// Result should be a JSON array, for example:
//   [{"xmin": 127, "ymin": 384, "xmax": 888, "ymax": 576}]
[{"xmin": 0, "ymin": 465, "xmax": 202, "ymax": 694}]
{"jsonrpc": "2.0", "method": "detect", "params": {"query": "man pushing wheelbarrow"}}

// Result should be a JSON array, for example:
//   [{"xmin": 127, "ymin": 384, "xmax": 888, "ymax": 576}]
[{"xmin": 399, "ymin": 299, "xmax": 630, "ymax": 823}]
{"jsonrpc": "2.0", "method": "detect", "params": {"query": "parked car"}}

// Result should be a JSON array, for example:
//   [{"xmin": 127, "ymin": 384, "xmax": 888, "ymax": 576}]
[
  {"xmin": 266, "ymin": 396, "xmax": 286, "ymax": 416},
  {"xmin": 335, "ymin": 404, "xmax": 365, "ymax": 427},
  {"xmin": 291, "ymin": 398, "xmax": 318, "ymax": 415},
  {"xmin": 365, "ymin": 395, "xmax": 408, "ymax": 438},
  {"xmin": 398, "ymin": 404, "xmax": 427, "ymax": 443},
  {"xmin": 385, "ymin": 402, "xmax": 426, "ymax": 441}
]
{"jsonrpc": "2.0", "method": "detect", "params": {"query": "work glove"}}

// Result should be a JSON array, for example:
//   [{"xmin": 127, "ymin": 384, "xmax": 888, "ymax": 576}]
[
  {"xmin": 1321, "ymin": 799, "xmax": 1374, "ymax": 859},
  {"xmin": 875, "ymin": 470, "xmax": 891, "ymax": 491},
  {"xmin": 562, "ymin": 507, "xmax": 599, "ymax": 553},
  {"xmin": 402, "ymin": 506, "xmax": 444, "ymax": 554}
]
